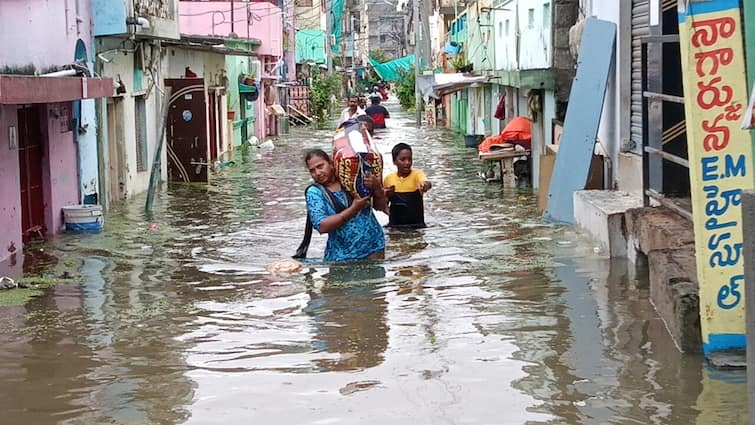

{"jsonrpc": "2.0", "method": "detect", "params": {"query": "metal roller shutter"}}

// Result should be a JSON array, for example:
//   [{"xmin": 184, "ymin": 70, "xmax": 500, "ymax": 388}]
[{"xmin": 631, "ymin": 0, "xmax": 650, "ymax": 152}]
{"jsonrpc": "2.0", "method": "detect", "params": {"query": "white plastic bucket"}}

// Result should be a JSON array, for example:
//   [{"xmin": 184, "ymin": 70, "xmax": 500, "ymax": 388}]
[{"xmin": 62, "ymin": 204, "xmax": 104, "ymax": 233}]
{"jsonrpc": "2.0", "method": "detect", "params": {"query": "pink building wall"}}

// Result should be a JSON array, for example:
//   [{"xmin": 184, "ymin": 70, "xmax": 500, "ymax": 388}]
[
  {"xmin": 44, "ymin": 103, "xmax": 80, "ymax": 236},
  {"xmin": 0, "ymin": 103, "xmax": 77, "ymax": 267},
  {"xmin": 0, "ymin": 106, "xmax": 23, "ymax": 265},
  {"xmin": 0, "ymin": 1, "xmax": 93, "ymax": 68},
  {"xmin": 179, "ymin": 1, "xmax": 282, "ymax": 57}
]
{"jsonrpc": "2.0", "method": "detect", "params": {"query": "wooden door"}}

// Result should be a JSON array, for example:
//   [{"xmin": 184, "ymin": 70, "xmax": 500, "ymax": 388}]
[
  {"xmin": 165, "ymin": 78, "xmax": 209, "ymax": 182},
  {"xmin": 107, "ymin": 98, "xmax": 127, "ymax": 201}
]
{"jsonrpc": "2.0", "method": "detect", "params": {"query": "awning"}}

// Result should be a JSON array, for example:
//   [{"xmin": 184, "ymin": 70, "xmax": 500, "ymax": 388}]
[
  {"xmin": 163, "ymin": 35, "xmax": 261, "ymax": 57},
  {"xmin": 417, "ymin": 73, "xmax": 491, "ymax": 101},
  {"xmin": 0, "ymin": 75, "xmax": 114, "ymax": 104}
]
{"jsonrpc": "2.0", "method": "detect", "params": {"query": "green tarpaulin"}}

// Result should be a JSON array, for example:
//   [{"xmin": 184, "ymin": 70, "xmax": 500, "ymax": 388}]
[
  {"xmin": 369, "ymin": 55, "xmax": 417, "ymax": 82},
  {"xmin": 331, "ymin": 0, "xmax": 344, "ymax": 54},
  {"xmin": 295, "ymin": 29, "xmax": 326, "ymax": 64}
]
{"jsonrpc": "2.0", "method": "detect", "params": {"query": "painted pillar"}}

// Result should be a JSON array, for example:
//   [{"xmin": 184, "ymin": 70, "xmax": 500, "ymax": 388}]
[{"xmin": 677, "ymin": 0, "xmax": 754, "ymax": 355}]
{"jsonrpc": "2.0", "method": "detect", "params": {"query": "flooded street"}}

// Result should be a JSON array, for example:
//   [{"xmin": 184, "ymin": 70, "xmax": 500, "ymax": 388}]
[{"xmin": 0, "ymin": 101, "xmax": 747, "ymax": 424}]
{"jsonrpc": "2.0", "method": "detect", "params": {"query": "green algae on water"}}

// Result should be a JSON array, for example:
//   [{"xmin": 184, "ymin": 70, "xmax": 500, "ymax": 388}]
[{"xmin": 0, "ymin": 276, "xmax": 79, "ymax": 307}]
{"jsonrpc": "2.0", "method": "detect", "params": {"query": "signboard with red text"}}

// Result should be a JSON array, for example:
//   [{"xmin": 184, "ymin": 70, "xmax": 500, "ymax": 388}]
[{"xmin": 677, "ymin": 0, "xmax": 754, "ymax": 355}]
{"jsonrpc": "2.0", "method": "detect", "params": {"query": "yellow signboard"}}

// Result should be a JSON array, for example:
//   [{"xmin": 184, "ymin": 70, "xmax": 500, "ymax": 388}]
[{"xmin": 678, "ymin": 0, "xmax": 754, "ymax": 354}]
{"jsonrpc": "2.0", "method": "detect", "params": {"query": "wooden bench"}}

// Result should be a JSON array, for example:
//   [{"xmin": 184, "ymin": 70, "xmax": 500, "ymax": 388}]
[{"xmin": 478, "ymin": 149, "xmax": 532, "ymax": 187}]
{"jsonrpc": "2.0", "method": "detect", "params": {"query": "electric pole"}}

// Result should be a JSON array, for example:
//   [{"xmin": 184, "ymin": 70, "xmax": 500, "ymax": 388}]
[
  {"xmin": 326, "ymin": 0, "xmax": 333, "ymax": 73},
  {"xmin": 413, "ymin": 0, "xmax": 421, "ymax": 126},
  {"xmin": 421, "ymin": 0, "xmax": 432, "ymax": 72}
]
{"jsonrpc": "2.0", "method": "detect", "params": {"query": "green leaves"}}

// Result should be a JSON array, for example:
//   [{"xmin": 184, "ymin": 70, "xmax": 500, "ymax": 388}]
[
  {"xmin": 309, "ymin": 71, "xmax": 342, "ymax": 125},
  {"xmin": 396, "ymin": 66, "xmax": 416, "ymax": 110}
]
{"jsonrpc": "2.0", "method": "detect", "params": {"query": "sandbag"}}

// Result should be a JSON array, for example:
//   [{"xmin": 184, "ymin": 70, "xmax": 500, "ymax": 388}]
[{"xmin": 332, "ymin": 120, "xmax": 383, "ymax": 198}]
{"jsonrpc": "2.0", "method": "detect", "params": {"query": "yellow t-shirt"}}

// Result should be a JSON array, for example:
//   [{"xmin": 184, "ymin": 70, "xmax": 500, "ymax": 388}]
[{"xmin": 384, "ymin": 169, "xmax": 428, "ymax": 193}]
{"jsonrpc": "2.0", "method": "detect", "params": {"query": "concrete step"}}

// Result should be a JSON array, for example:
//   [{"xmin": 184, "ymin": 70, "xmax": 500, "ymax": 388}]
[{"xmin": 573, "ymin": 190, "xmax": 642, "ymax": 257}]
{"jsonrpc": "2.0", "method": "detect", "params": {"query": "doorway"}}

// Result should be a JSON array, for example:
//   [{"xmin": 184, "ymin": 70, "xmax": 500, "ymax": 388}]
[
  {"xmin": 17, "ymin": 105, "xmax": 46, "ymax": 242},
  {"xmin": 208, "ymin": 91, "xmax": 218, "ymax": 161},
  {"xmin": 107, "ymin": 98, "xmax": 127, "ymax": 202}
]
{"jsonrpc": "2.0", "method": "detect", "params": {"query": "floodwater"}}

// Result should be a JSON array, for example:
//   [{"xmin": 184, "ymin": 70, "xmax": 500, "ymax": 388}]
[{"xmin": 0, "ymin": 101, "xmax": 747, "ymax": 424}]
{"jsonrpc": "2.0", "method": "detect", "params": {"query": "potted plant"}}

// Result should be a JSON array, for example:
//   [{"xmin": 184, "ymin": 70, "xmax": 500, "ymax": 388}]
[{"xmin": 450, "ymin": 56, "xmax": 472, "ymax": 73}]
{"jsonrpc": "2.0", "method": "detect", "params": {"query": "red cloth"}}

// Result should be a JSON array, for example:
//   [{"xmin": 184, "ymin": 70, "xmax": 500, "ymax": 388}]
[
  {"xmin": 478, "ymin": 134, "xmax": 506, "ymax": 153},
  {"xmin": 494, "ymin": 94, "xmax": 506, "ymax": 120}
]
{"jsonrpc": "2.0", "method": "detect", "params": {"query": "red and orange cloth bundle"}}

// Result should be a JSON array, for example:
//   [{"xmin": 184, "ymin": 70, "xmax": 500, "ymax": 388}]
[
  {"xmin": 478, "ymin": 116, "xmax": 533, "ymax": 153},
  {"xmin": 332, "ymin": 121, "xmax": 383, "ymax": 198}
]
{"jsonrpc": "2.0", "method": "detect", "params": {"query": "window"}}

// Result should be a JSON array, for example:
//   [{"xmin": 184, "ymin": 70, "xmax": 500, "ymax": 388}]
[
  {"xmin": 505, "ymin": 19, "xmax": 510, "ymax": 36},
  {"xmin": 543, "ymin": 3, "xmax": 550, "ymax": 28},
  {"xmin": 528, "ymin": 8, "xmax": 535, "ymax": 29},
  {"xmin": 499, "ymin": 21, "xmax": 503, "ymax": 36},
  {"xmin": 135, "ymin": 96, "xmax": 148, "ymax": 172}
]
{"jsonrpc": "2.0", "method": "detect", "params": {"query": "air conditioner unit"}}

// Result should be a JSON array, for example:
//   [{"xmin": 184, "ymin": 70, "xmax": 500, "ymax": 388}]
[{"xmin": 329, "ymin": 34, "xmax": 336, "ymax": 47}]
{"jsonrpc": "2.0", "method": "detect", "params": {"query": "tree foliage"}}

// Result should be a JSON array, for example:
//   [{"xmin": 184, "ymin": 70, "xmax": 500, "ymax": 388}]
[
  {"xmin": 369, "ymin": 48, "xmax": 391, "ymax": 64},
  {"xmin": 395, "ymin": 66, "xmax": 417, "ymax": 111},
  {"xmin": 308, "ymin": 71, "xmax": 342, "ymax": 126}
]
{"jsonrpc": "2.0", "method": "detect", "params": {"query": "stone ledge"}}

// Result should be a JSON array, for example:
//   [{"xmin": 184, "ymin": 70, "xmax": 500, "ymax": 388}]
[
  {"xmin": 573, "ymin": 190, "xmax": 642, "ymax": 257},
  {"xmin": 625, "ymin": 206, "xmax": 695, "ymax": 256},
  {"xmin": 648, "ymin": 248, "xmax": 701, "ymax": 353}
]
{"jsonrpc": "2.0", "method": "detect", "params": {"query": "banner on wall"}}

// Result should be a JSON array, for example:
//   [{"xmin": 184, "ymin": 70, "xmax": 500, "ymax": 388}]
[{"xmin": 677, "ymin": 0, "xmax": 755, "ymax": 355}]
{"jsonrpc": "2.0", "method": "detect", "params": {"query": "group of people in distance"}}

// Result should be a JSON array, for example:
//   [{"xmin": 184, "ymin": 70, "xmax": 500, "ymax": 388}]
[
  {"xmin": 298, "ymin": 94, "xmax": 431, "ymax": 262},
  {"xmin": 338, "ymin": 93, "xmax": 391, "ymax": 130}
]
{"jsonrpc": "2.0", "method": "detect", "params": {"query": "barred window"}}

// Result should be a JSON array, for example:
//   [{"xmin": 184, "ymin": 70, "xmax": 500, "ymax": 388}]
[{"xmin": 135, "ymin": 96, "xmax": 148, "ymax": 172}]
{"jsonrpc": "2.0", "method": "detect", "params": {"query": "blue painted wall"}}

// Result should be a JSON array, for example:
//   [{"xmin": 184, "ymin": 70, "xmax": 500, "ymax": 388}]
[{"xmin": 92, "ymin": 0, "xmax": 127, "ymax": 36}]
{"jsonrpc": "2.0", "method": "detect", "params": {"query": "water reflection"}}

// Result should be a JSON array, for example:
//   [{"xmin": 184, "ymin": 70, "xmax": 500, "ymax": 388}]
[{"xmin": 304, "ymin": 263, "xmax": 388, "ymax": 371}]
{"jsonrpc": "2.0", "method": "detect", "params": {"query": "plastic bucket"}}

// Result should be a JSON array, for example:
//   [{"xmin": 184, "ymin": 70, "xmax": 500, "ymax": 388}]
[
  {"xmin": 464, "ymin": 134, "xmax": 483, "ymax": 148},
  {"xmin": 62, "ymin": 204, "xmax": 104, "ymax": 233}
]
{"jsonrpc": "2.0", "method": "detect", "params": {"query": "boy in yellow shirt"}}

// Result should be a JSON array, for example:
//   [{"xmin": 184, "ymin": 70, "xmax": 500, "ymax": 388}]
[{"xmin": 383, "ymin": 143, "xmax": 432, "ymax": 228}]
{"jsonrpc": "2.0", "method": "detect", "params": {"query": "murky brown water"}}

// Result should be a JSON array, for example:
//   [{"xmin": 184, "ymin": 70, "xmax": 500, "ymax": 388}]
[{"xmin": 0, "ymin": 102, "xmax": 747, "ymax": 424}]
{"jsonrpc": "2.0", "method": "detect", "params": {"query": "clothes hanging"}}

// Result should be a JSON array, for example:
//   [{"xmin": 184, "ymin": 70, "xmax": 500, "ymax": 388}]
[{"xmin": 494, "ymin": 93, "xmax": 506, "ymax": 120}]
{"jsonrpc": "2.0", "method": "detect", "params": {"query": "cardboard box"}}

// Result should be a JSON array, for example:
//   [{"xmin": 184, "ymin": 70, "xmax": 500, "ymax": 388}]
[{"xmin": 538, "ymin": 144, "xmax": 604, "ymax": 213}]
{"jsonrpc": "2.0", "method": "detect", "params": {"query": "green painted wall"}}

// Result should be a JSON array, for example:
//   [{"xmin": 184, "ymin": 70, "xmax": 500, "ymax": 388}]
[{"xmin": 225, "ymin": 56, "xmax": 255, "ymax": 146}]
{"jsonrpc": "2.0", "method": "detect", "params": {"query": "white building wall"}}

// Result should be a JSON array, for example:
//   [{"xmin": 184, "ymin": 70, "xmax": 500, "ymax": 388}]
[
  {"xmin": 584, "ymin": 0, "xmax": 625, "ymax": 189},
  {"xmin": 493, "ymin": 3, "xmax": 517, "ymax": 70},
  {"xmin": 518, "ymin": 0, "xmax": 552, "ymax": 69},
  {"xmin": 101, "ymin": 48, "xmax": 168, "ymax": 198},
  {"xmin": 78, "ymin": 99, "xmax": 99, "ymax": 202},
  {"xmin": 543, "ymin": 89, "xmax": 554, "ymax": 146}
]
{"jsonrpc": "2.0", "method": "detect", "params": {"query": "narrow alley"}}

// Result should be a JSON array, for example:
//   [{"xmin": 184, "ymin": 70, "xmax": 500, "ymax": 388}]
[{"xmin": 0, "ymin": 102, "xmax": 746, "ymax": 424}]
